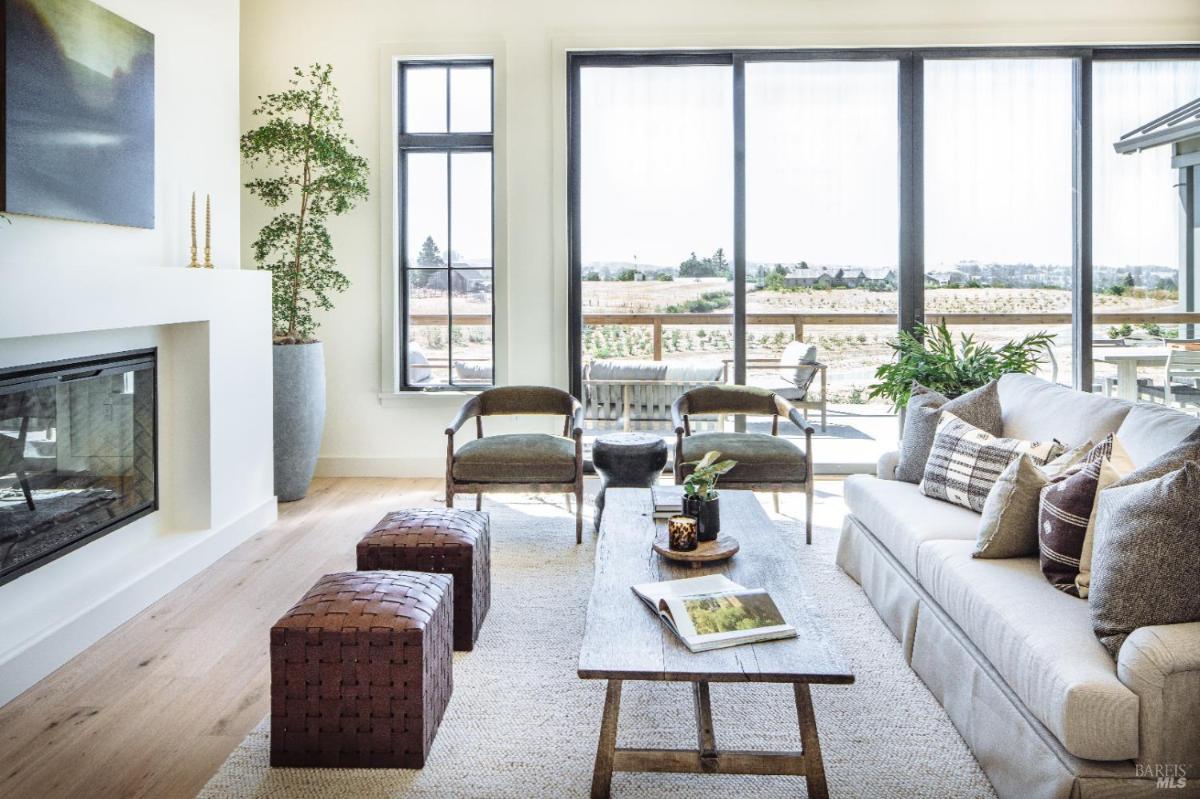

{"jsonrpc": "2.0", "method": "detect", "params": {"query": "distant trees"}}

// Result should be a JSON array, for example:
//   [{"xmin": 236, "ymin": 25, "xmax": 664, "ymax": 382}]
[
  {"xmin": 678, "ymin": 248, "xmax": 730, "ymax": 278},
  {"xmin": 615, "ymin": 268, "xmax": 638, "ymax": 281},
  {"xmin": 418, "ymin": 236, "xmax": 444, "ymax": 267},
  {"xmin": 764, "ymin": 265, "xmax": 788, "ymax": 292}
]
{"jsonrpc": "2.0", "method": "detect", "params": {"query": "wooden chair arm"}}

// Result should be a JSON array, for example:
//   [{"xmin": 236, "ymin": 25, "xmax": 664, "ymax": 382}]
[
  {"xmin": 445, "ymin": 396, "xmax": 482, "ymax": 436},
  {"xmin": 670, "ymin": 395, "xmax": 687, "ymax": 436},
  {"xmin": 773, "ymin": 394, "xmax": 814, "ymax": 434},
  {"xmin": 571, "ymin": 399, "xmax": 585, "ymax": 440}
]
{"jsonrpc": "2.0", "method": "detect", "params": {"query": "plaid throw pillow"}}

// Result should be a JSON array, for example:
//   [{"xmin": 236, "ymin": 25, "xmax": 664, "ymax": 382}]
[{"xmin": 920, "ymin": 412, "xmax": 1062, "ymax": 512}]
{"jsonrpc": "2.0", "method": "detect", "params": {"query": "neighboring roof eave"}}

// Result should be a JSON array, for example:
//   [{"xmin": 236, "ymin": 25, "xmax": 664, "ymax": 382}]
[
  {"xmin": 1114, "ymin": 118, "xmax": 1200, "ymax": 154},
  {"xmin": 1114, "ymin": 95, "xmax": 1200, "ymax": 154}
]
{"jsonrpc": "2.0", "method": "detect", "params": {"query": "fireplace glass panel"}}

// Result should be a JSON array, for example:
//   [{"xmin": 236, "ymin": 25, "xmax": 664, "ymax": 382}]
[{"xmin": 0, "ymin": 351, "xmax": 156, "ymax": 584}]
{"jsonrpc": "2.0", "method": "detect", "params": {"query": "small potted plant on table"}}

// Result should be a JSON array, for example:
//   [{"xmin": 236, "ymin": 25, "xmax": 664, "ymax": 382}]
[{"xmin": 683, "ymin": 450, "xmax": 737, "ymax": 541}]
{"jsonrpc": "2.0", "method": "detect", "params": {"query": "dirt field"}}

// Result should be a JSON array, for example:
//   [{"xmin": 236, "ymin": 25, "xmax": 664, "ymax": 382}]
[{"xmin": 579, "ymin": 281, "xmax": 1175, "ymax": 401}]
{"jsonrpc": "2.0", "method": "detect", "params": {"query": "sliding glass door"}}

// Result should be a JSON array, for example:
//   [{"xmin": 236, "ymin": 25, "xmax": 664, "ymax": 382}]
[
  {"xmin": 1091, "ymin": 61, "xmax": 1200, "ymax": 399},
  {"xmin": 568, "ymin": 47, "xmax": 1200, "ymax": 472},
  {"xmin": 924, "ymin": 58, "xmax": 1075, "ymax": 385},
  {"xmin": 577, "ymin": 61, "xmax": 734, "ymax": 435},
  {"xmin": 744, "ymin": 60, "xmax": 900, "ymax": 464}
]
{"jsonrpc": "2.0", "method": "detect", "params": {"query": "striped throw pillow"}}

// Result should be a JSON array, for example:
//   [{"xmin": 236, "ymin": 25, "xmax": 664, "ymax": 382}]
[
  {"xmin": 920, "ymin": 411, "xmax": 1062, "ymax": 512},
  {"xmin": 1038, "ymin": 435, "xmax": 1132, "ymax": 598}
]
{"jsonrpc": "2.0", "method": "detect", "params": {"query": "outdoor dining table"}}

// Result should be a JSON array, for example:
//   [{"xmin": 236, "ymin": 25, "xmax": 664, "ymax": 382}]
[{"xmin": 1094, "ymin": 346, "xmax": 1170, "ymax": 402}]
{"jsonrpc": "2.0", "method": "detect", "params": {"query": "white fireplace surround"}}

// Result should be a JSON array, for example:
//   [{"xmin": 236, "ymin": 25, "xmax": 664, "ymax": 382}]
[{"xmin": 0, "ymin": 265, "xmax": 276, "ymax": 705}]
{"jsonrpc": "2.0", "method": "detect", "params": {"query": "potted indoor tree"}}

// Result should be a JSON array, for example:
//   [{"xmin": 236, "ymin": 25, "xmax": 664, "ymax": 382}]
[
  {"xmin": 683, "ymin": 450, "xmax": 737, "ymax": 541},
  {"xmin": 241, "ymin": 64, "xmax": 368, "ymax": 501}
]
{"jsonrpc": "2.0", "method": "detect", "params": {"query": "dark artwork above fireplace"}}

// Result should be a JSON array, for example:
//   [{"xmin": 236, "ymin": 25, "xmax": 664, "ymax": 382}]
[
  {"xmin": 1, "ymin": 0, "xmax": 156, "ymax": 227},
  {"xmin": 0, "ymin": 350, "xmax": 157, "ymax": 585}
]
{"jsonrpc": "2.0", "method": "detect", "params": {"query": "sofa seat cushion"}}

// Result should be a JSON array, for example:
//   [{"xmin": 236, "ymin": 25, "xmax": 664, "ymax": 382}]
[
  {"xmin": 843, "ymin": 475, "xmax": 980, "ymax": 576},
  {"xmin": 917, "ymin": 539, "xmax": 1140, "ymax": 761},
  {"xmin": 680, "ymin": 432, "xmax": 806, "ymax": 483},
  {"xmin": 452, "ymin": 434, "xmax": 576, "ymax": 483},
  {"xmin": 997, "ymin": 373, "xmax": 1131, "ymax": 448}
]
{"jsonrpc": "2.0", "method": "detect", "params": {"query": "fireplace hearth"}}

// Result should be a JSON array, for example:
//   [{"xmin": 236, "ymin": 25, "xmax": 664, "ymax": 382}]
[{"xmin": 0, "ymin": 350, "xmax": 157, "ymax": 585}]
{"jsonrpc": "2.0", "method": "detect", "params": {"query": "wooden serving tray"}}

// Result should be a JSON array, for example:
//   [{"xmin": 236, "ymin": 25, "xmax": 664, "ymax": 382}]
[{"xmin": 651, "ymin": 532, "xmax": 739, "ymax": 567}]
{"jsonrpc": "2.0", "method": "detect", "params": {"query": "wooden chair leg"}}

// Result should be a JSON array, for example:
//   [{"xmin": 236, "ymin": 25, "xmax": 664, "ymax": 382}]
[
  {"xmin": 575, "ymin": 486, "xmax": 584, "ymax": 545},
  {"xmin": 805, "ymin": 481, "xmax": 814, "ymax": 546},
  {"xmin": 475, "ymin": 493, "xmax": 482, "ymax": 511},
  {"xmin": 446, "ymin": 488, "xmax": 455, "ymax": 508},
  {"xmin": 17, "ymin": 471, "xmax": 35, "ymax": 512}
]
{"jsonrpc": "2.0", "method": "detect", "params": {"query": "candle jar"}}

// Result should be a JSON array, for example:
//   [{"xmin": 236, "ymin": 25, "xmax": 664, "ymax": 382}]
[{"xmin": 667, "ymin": 515, "xmax": 698, "ymax": 552}]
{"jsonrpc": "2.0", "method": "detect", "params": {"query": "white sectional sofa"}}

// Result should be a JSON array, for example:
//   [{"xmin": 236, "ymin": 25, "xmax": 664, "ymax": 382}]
[{"xmin": 837, "ymin": 373, "xmax": 1200, "ymax": 798}]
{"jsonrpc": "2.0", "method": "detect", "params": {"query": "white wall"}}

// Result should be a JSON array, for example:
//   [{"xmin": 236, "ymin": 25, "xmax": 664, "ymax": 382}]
[
  {"xmin": 240, "ymin": 0, "xmax": 1200, "ymax": 477},
  {"xmin": 0, "ymin": 0, "xmax": 241, "ymax": 271},
  {"xmin": 0, "ymin": 0, "xmax": 266, "ymax": 705}
]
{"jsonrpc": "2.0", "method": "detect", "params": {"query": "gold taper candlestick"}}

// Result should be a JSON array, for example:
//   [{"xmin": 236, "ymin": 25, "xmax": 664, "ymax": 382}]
[
  {"xmin": 187, "ymin": 191, "xmax": 201, "ymax": 268},
  {"xmin": 203, "ymin": 193, "xmax": 214, "ymax": 268}
]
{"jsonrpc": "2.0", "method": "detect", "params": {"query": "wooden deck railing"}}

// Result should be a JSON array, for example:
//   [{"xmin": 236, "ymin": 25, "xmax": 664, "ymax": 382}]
[{"xmin": 411, "ymin": 311, "xmax": 1200, "ymax": 361}]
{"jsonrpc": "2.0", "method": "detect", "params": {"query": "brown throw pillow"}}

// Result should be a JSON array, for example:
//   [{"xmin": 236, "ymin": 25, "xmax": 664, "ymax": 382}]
[{"xmin": 1038, "ymin": 440, "xmax": 1128, "ymax": 598}]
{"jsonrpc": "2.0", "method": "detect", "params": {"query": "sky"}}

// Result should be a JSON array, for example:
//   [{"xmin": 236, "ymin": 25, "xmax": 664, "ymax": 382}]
[
  {"xmin": 404, "ymin": 65, "xmax": 493, "ymax": 268},
  {"xmin": 578, "ymin": 58, "xmax": 1200, "ymax": 272}
]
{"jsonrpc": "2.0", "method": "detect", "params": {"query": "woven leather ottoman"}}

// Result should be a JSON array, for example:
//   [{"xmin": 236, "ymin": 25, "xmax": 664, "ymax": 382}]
[
  {"xmin": 357, "ymin": 508, "xmax": 490, "ymax": 652},
  {"xmin": 270, "ymin": 571, "xmax": 453, "ymax": 768}
]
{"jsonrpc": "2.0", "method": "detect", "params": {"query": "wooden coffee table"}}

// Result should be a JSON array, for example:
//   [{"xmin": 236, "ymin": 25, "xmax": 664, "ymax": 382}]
[{"xmin": 578, "ymin": 488, "xmax": 854, "ymax": 799}]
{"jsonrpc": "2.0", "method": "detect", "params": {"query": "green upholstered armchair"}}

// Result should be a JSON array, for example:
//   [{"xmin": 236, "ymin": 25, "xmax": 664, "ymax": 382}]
[
  {"xmin": 671, "ymin": 384, "xmax": 815, "ymax": 544},
  {"xmin": 445, "ymin": 386, "xmax": 586, "ymax": 543}
]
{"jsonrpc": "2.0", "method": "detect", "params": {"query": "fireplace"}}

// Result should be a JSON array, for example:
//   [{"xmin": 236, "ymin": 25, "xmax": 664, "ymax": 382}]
[{"xmin": 0, "ymin": 350, "xmax": 157, "ymax": 585}]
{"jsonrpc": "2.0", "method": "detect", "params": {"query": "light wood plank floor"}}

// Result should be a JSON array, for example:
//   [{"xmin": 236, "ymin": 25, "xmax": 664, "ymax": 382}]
[
  {"xmin": 0, "ymin": 476, "xmax": 838, "ymax": 799},
  {"xmin": 0, "ymin": 478, "xmax": 455, "ymax": 799}
]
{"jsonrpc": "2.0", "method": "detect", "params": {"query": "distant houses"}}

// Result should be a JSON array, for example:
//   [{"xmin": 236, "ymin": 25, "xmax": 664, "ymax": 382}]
[{"xmin": 779, "ymin": 267, "xmax": 897, "ymax": 291}]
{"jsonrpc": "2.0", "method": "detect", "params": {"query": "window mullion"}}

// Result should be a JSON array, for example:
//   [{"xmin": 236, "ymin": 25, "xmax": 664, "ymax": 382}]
[{"xmin": 446, "ymin": 151, "xmax": 454, "ymax": 386}]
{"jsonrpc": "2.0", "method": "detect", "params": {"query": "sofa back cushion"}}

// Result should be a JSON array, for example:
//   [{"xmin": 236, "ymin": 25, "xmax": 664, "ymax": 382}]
[
  {"xmin": 1114, "ymin": 402, "xmax": 1200, "ymax": 468},
  {"xmin": 997, "ymin": 373, "xmax": 1130, "ymax": 448}
]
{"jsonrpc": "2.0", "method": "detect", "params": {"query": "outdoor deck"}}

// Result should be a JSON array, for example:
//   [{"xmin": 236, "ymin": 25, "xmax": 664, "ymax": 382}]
[{"xmin": 582, "ymin": 402, "xmax": 897, "ymax": 475}]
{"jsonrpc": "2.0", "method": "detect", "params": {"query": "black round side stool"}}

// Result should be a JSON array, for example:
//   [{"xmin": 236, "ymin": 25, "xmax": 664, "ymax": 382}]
[{"xmin": 592, "ymin": 432, "xmax": 669, "ymax": 531}]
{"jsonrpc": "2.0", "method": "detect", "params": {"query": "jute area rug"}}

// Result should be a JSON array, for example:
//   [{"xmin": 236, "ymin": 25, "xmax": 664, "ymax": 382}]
[{"xmin": 199, "ymin": 493, "xmax": 995, "ymax": 798}]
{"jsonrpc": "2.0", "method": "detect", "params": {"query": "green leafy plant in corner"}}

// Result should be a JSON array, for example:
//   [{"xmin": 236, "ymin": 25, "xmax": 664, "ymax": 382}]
[
  {"xmin": 241, "ymin": 64, "xmax": 369, "ymax": 343},
  {"xmin": 683, "ymin": 450, "xmax": 737, "ymax": 501},
  {"xmin": 867, "ymin": 321, "xmax": 1053, "ymax": 411}
]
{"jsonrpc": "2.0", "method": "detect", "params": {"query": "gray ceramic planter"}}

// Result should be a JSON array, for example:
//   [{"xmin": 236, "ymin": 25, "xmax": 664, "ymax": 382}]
[{"xmin": 273, "ymin": 341, "xmax": 325, "ymax": 502}]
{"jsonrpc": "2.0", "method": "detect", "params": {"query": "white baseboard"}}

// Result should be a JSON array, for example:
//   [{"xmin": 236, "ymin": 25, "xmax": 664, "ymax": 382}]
[
  {"xmin": 315, "ymin": 455, "xmax": 443, "ymax": 478},
  {"xmin": 0, "ymin": 498, "xmax": 278, "ymax": 707}
]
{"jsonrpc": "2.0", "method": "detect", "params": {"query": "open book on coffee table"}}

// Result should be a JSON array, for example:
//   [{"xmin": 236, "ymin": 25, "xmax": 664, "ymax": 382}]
[{"xmin": 631, "ymin": 574, "xmax": 797, "ymax": 653}]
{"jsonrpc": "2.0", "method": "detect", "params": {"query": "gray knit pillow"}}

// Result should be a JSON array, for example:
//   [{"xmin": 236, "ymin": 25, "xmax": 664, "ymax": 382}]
[
  {"xmin": 1089, "ymin": 461, "xmax": 1200, "ymax": 658},
  {"xmin": 896, "ymin": 381, "xmax": 1003, "ymax": 484}
]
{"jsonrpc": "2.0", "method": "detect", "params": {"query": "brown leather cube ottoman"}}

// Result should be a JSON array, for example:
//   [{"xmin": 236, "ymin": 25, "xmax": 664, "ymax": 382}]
[
  {"xmin": 270, "ymin": 571, "xmax": 453, "ymax": 768},
  {"xmin": 357, "ymin": 508, "xmax": 490, "ymax": 652}
]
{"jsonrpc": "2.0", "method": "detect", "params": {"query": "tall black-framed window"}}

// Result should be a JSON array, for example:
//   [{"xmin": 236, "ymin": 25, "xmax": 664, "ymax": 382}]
[
  {"xmin": 567, "ymin": 46, "xmax": 1200, "ymax": 409},
  {"xmin": 398, "ymin": 60, "xmax": 494, "ymax": 389}
]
